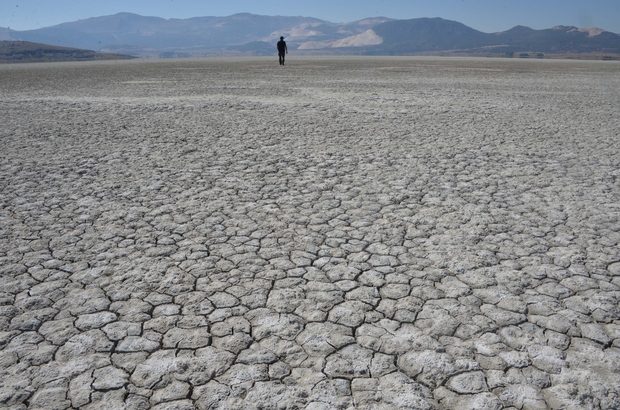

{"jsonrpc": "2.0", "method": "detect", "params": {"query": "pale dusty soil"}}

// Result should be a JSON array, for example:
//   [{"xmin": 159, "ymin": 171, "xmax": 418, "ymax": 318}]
[{"xmin": 1, "ymin": 56, "xmax": 620, "ymax": 409}]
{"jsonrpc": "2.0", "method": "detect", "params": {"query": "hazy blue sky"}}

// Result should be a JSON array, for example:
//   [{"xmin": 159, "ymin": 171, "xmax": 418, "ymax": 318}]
[{"xmin": 2, "ymin": 0, "xmax": 619, "ymax": 33}]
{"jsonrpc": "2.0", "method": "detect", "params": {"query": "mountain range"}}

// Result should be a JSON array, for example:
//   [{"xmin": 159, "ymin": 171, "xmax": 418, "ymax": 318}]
[{"xmin": 2, "ymin": 13, "xmax": 620, "ymax": 58}]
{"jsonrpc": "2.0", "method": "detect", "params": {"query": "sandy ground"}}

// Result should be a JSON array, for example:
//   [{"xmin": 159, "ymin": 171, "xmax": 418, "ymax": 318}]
[{"xmin": 1, "ymin": 56, "xmax": 620, "ymax": 409}]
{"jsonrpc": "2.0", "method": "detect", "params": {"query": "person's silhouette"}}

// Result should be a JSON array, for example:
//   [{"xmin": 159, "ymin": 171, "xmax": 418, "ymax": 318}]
[{"xmin": 277, "ymin": 36, "xmax": 288, "ymax": 65}]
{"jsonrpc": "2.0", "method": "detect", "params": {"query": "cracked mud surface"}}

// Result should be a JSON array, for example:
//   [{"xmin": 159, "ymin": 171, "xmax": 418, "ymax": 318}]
[{"xmin": 1, "ymin": 57, "xmax": 619, "ymax": 409}]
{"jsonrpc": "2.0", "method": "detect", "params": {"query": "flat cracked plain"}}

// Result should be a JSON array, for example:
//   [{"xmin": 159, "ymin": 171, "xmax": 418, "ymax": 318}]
[{"xmin": 1, "ymin": 57, "xmax": 619, "ymax": 409}]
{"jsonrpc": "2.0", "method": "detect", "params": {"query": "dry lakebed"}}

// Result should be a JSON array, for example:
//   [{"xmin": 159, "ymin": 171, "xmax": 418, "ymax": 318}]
[{"xmin": 1, "ymin": 56, "xmax": 620, "ymax": 409}]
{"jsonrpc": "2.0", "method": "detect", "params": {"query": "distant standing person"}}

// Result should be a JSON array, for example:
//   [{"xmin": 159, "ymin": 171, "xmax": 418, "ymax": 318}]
[{"xmin": 277, "ymin": 36, "xmax": 288, "ymax": 65}]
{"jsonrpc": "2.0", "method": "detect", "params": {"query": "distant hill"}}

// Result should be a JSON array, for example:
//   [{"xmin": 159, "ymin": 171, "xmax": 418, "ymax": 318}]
[
  {"xmin": 6, "ymin": 13, "xmax": 330, "ymax": 52},
  {"xmin": 368, "ymin": 18, "xmax": 620, "ymax": 55},
  {"xmin": 493, "ymin": 25, "xmax": 620, "ymax": 53},
  {"xmin": 0, "ymin": 27, "xmax": 13, "ymax": 41},
  {"xmin": 0, "ymin": 41, "xmax": 135, "ymax": 63},
  {"xmin": 3, "ymin": 13, "xmax": 620, "ymax": 58},
  {"xmin": 372, "ymin": 18, "xmax": 492, "ymax": 52},
  {"xmin": 4, "ymin": 13, "xmax": 394, "ymax": 57}
]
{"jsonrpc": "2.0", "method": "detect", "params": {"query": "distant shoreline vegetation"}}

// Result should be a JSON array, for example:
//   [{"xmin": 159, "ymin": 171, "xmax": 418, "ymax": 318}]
[
  {"xmin": 0, "ymin": 41, "xmax": 135, "ymax": 63},
  {"xmin": 2, "ymin": 41, "xmax": 618, "ymax": 63}
]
